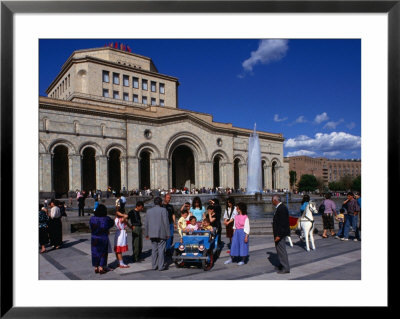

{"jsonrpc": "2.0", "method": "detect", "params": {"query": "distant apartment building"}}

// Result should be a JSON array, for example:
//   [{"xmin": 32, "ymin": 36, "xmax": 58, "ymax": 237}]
[{"xmin": 285, "ymin": 156, "xmax": 361, "ymax": 187}]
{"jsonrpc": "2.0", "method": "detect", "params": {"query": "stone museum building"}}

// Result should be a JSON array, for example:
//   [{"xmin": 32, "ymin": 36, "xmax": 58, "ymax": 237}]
[{"xmin": 39, "ymin": 46, "xmax": 289, "ymax": 198}]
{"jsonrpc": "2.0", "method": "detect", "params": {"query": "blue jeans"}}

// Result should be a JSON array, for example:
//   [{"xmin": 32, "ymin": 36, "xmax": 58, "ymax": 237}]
[
  {"xmin": 165, "ymin": 223, "xmax": 174, "ymax": 251},
  {"xmin": 336, "ymin": 221, "xmax": 344, "ymax": 237},
  {"xmin": 343, "ymin": 215, "xmax": 360, "ymax": 239}
]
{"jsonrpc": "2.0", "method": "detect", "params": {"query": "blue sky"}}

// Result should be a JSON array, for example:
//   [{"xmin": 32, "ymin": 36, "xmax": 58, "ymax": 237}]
[{"xmin": 39, "ymin": 39, "xmax": 361, "ymax": 159}]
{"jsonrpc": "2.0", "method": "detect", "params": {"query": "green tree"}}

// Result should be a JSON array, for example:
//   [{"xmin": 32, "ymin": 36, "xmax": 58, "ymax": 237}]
[
  {"xmin": 340, "ymin": 175, "xmax": 353, "ymax": 191},
  {"xmin": 328, "ymin": 181, "xmax": 344, "ymax": 191},
  {"xmin": 297, "ymin": 174, "xmax": 318, "ymax": 192},
  {"xmin": 351, "ymin": 175, "xmax": 361, "ymax": 192},
  {"xmin": 289, "ymin": 170, "xmax": 297, "ymax": 190}
]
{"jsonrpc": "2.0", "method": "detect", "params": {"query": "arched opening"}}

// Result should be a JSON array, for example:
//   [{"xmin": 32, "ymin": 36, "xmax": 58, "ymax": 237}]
[
  {"xmin": 261, "ymin": 160, "xmax": 266, "ymax": 190},
  {"xmin": 52, "ymin": 145, "xmax": 69, "ymax": 198},
  {"xmin": 213, "ymin": 156, "xmax": 221, "ymax": 188},
  {"xmin": 139, "ymin": 150, "xmax": 151, "ymax": 190},
  {"xmin": 234, "ymin": 158, "xmax": 240, "ymax": 190},
  {"xmin": 108, "ymin": 149, "xmax": 121, "ymax": 192},
  {"xmin": 171, "ymin": 145, "xmax": 195, "ymax": 189},
  {"xmin": 82, "ymin": 147, "xmax": 96, "ymax": 192},
  {"xmin": 272, "ymin": 161, "xmax": 277, "ymax": 190}
]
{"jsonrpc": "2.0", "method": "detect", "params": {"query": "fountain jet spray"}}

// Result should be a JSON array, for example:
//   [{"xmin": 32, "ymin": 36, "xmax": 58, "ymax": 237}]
[{"xmin": 247, "ymin": 123, "xmax": 262, "ymax": 194}]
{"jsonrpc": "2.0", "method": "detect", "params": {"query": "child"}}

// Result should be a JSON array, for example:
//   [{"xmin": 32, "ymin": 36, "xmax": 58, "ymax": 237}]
[
  {"xmin": 180, "ymin": 202, "xmax": 192, "ymax": 221},
  {"xmin": 185, "ymin": 216, "xmax": 199, "ymax": 232},
  {"xmin": 114, "ymin": 206, "xmax": 130, "ymax": 268},
  {"xmin": 335, "ymin": 207, "xmax": 346, "ymax": 239},
  {"xmin": 224, "ymin": 202, "xmax": 250, "ymax": 266},
  {"xmin": 201, "ymin": 217, "xmax": 214, "ymax": 232},
  {"xmin": 178, "ymin": 210, "xmax": 189, "ymax": 239}
]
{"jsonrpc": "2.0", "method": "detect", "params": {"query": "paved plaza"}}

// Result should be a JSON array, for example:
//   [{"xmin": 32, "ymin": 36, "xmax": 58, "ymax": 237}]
[{"xmin": 39, "ymin": 230, "xmax": 361, "ymax": 280}]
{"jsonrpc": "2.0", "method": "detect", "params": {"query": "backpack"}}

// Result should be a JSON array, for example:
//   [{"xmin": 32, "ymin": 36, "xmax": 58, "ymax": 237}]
[{"xmin": 318, "ymin": 204, "xmax": 325, "ymax": 214}]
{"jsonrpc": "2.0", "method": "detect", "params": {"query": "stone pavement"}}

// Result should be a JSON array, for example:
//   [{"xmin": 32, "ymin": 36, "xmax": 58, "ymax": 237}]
[{"xmin": 39, "ymin": 230, "xmax": 361, "ymax": 280}]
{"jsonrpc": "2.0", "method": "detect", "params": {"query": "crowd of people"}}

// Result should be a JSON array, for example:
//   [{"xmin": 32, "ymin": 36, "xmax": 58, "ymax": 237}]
[{"xmin": 39, "ymin": 190, "xmax": 360, "ymax": 275}]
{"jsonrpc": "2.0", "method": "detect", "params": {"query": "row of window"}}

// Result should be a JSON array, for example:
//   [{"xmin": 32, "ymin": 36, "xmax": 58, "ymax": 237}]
[
  {"xmin": 102, "ymin": 89, "xmax": 165, "ymax": 106},
  {"xmin": 102, "ymin": 71, "xmax": 165, "ymax": 93},
  {"xmin": 51, "ymin": 74, "xmax": 71, "ymax": 99}
]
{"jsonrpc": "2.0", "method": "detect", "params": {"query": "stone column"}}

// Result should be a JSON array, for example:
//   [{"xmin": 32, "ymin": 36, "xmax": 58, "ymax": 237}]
[
  {"xmin": 40, "ymin": 153, "xmax": 52, "ymax": 193},
  {"xmin": 68, "ymin": 154, "xmax": 82, "ymax": 192},
  {"xmin": 126, "ymin": 156, "xmax": 139, "ymax": 190},
  {"xmin": 120, "ymin": 156, "xmax": 127, "ymax": 191},
  {"xmin": 96, "ymin": 155, "xmax": 108, "ymax": 191},
  {"xmin": 240, "ymin": 163, "xmax": 247, "ymax": 191},
  {"xmin": 150, "ymin": 158, "xmax": 156, "ymax": 189},
  {"xmin": 265, "ymin": 164, "xmax": 272, "ymax": 190},
  {"xmin": 199, "ymin": 161, "xmax": 213, "ymax": 188},
  {"xmin": 157, "ymin": 158, "xmax": 169, "ymax": 189}
]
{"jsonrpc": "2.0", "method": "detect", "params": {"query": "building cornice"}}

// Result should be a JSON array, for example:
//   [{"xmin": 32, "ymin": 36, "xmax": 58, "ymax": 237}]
[
  {"xmin": 46, "ymin": 55, "xmax": 179, "ymax": 94},
  {"xmin": 39, "ymin": 97, "xmax": 284, "ymax": 142}
]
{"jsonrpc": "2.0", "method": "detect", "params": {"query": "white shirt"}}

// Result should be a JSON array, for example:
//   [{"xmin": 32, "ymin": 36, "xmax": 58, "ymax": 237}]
[
  {"xmin": 223, "ymin": 206, "xmax": 238, "ymax": 221},
  {"xmin": 50, "ymin": 206, "xmax": 61, "ymax": 219}
]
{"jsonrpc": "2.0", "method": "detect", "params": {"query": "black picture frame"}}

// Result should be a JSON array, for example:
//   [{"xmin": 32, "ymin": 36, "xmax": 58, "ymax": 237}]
[{"xmin": 1, "ymin": 0, "xmax": 394, "ymax": 317}]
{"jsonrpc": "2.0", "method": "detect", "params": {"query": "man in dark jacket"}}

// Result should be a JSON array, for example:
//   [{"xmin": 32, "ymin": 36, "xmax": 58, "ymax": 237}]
[
  {"xmin": 272, "ymin": 195, "xmax": 290, "ymax": 274},
  {"xmin": 128, "ymin": 201, "xmax": 145, "ymax": 262}
]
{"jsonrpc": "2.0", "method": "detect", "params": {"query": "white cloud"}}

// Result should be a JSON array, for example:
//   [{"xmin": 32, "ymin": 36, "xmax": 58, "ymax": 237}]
[
  {"xmin": 314, "ymin": 112, "xmax": 329, "ymax": 124},
  {"xmin": 284, "ymin": 132, "xmax": 361, "ymax": 153},
  {"xmin": 242, "ymin": 39, "xmax": 289, "ymax": 72},
  {"xmin": 274, "ymin": 114, "xmax": 288, "ymax": 122},
  {"xmin": 323, "ymin": 119, "xmax": 344, "ymax": 130},
  {"xmin": 295, "ymin": 116, "xmax": 307, "ymax": 123},
  {"xmin": 286, "ymin": 150, "xmax": 316, "ymax": 157}
]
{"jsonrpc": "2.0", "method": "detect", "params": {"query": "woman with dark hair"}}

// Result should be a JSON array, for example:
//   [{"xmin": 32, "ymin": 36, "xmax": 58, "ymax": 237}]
[
  {"xmin": 39, "ymin": 204, "xmax": 49, "ymax": 253},
  {"xmin": 224, "ymin": 202, "xmax": 250, "ymax": 266},
  {"xmin": 223, "ymin": 197, "xmax": 238, "ymax": 252},
  {"xmin": 190, "ymin": 196, "xmax": 205, "ymax": 222},
  {"xmin": 208, "ymin": 198, "xmax": 222, "ymax": 247},
  {"xmin": 89, "ymin": 204, "xmax": 114, "ymax": 274}
]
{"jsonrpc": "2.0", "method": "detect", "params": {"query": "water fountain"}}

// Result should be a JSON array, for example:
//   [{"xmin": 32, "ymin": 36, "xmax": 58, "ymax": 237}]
[{"xmin": 246, "ymin": 123, "xmax": 262, "ymax": 194}]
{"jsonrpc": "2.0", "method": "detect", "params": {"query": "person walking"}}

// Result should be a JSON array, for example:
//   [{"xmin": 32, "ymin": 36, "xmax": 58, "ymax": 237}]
[
  {"xmin": 321, "ymin": 193, "xmax": 337, "ymax": 238},
  {"xmin": 271, "ymin": 195, "xmax": 290, "ymax": 274},
  {"xmin": 145, "ymin": 197, "xmax": 170, "ymax": 271},
  {"xmin": 89, "ymin": 204, "xmax": 114, "ymax": 274},
  {"xmin": 39, "ymin": 204, "xmax": 49, "ymax": 253},
  {"xmin": 224, "ymin": 202, "xmax": 250, "ymax": 266},
  {"xmin": 342, "ymin": 192, "xmax": 361, "ymax": 241},
  {"xmin": 48, "ymin": 199, "xmax": 63, "ymax": 249},
  {"xmin": 128, "ymin": 201, "xmax": 145, "ymax": 263},
  {"xmin": 162, "ymin": 193, "xmax": 176, "ymax": 255}
]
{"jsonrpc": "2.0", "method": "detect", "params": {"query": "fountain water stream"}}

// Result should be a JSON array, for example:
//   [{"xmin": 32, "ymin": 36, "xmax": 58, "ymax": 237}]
[{"xmin": 246, "ymin": 124, "xmax": 262, "ymax": 194}]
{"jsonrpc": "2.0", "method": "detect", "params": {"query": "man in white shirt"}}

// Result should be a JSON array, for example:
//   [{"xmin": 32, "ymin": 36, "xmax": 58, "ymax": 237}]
[{"xmin": 48, "ymin": 199, "xmax": 63, "ymax": 249}]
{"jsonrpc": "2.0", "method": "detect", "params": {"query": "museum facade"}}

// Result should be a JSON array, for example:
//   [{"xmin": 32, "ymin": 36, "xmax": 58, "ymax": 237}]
[{"xmin": 39, "ymin": 46, "xmax": 289, "ymax": 198}]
